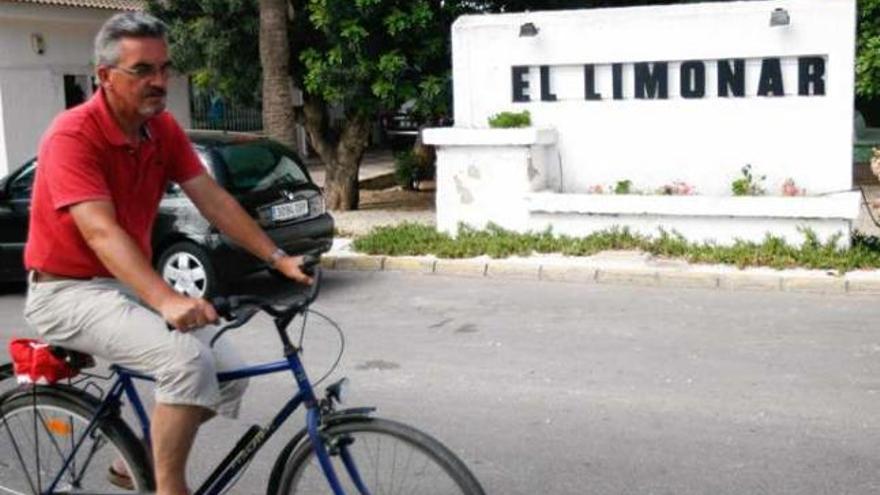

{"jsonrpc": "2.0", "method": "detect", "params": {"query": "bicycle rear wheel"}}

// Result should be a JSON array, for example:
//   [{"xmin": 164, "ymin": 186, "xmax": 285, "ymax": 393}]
[
  {"xmin": 276, "ymin": 417, "xmax": 485, "ymax": 495},
  {"xmin": 0, "ymin": 387, "xmax": 153, "ymax": 494}
]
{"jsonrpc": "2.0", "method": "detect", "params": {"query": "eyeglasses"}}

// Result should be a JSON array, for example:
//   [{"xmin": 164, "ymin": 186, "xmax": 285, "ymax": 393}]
[{"xmin": 107, "ymin": 61, "xmax": 174, "ymax": 79}]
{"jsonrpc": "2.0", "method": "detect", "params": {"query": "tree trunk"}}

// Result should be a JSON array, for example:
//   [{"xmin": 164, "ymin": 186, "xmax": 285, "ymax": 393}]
[
  {"xmin": 302, "ymin": 98, "xmax": 370, "ymax": 211},
  {"xmin": 259, "ymin": 0, "xmax": 298, "ymax": 151},
  {"xmin": 323, "ymin": 154, "xmax": 360, "ymax": 211}
]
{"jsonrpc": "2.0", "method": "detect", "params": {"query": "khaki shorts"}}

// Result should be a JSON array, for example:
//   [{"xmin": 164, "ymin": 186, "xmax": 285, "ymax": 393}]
[{"xmin": 23, "ymin": 274, "xmax": 248, "ymax": 419}]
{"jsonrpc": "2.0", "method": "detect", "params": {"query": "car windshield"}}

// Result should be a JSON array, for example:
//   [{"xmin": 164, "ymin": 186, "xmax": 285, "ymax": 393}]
[{"xmin": 218, "ymin": 141, "xmax": 310, "ymax": 193}]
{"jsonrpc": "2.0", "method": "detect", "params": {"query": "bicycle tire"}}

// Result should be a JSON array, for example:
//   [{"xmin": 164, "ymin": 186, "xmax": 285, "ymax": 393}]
[
  {"xmin": 0, "ymin": 386, "xmax": 154, "ymax": 494},
  {"xmin": 275, "ymin": 417, "xmax": 485, "ymax": 495}
]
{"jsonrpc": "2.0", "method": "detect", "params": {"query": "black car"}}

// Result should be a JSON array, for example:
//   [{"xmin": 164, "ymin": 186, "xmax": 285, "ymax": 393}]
[
  {"xmin": 0, "ymin": 130, "xmax": 334, "ymax": 298},
  {"xmin": 380, "ymin": 101, "xmax": 452, "ymax": 151}
]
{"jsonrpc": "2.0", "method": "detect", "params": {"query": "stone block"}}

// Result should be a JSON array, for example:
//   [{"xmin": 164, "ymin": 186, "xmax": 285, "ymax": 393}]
[
  {"xmin": 845, "ymin": 273, "xmax": 880, "ymax": 293},
  {"xmin": 657, "ymin": 270, "xmax": 720, "ymax": 289},
  {"xmin": 333, "ymin": 256, "xmax": 385, "ymax": 272},
  {"xmin": 486, "ymin": 261, "xmax": 540, "ymax": 279},
  {"xmin": 539, "ymin": 264, "xmax": 598, "ymax": 283},
  {"xmin": 434, "ymin": 259, "xmax": 488, "ymax": 277},
  {"xmin": 383, "ymin": 256, "xmax": 437, "ymax": 273},
  {"xmin": 782, "ymin": 275, "xmax": 845, "ymax": 293},
  {"xmin": 319, "ymin": 256, "xmax": 337, "ymax": 270},
  {"xmin": 596, "ymin": 268, "xmax": 659, "ymax": 286},
  {"xmin": 718, "ymin": 273, "xmax": 781, "ymax": 291}
]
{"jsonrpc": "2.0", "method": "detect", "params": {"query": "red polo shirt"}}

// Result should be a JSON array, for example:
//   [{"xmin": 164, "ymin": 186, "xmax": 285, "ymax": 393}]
[{"xmin": 24, "ymin": 90, "xmax": 205, "ymax": 278}]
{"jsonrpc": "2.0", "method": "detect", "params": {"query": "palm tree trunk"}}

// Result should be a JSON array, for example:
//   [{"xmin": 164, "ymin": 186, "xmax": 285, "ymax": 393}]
[{"xmin": 259, "ymin": 0, "xmax": 298, "ymax": 151}]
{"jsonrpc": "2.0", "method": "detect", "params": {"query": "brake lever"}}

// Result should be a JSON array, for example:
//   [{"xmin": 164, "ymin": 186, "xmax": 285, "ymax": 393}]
[
  {"xmin": 212, "ymin": 296, "xmax": 235, "ymax": 320},
  {"xmin": 210, "ymin": 305, "xmax": 260, "ymax": 347}
]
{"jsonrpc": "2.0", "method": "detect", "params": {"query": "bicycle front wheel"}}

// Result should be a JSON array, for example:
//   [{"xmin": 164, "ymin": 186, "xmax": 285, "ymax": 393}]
[
  {"xmin": 276, "ymin": 417, "xmax": 485, "ymax": 495},
  {"xmin": 0, "ymin": 387, "xmax": 154, "ymax": 494}
]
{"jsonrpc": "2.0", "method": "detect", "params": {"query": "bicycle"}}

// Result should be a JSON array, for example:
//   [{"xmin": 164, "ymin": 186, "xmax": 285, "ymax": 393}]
[{"xmin": 0, "ymin": 257, "xmax": 486, "ymax": 494}]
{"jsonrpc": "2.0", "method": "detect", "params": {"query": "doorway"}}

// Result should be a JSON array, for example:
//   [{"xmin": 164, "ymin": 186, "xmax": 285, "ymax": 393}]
[{"xmin": 63, "ymin": 74, "xmax": 92, "ymax": 109}]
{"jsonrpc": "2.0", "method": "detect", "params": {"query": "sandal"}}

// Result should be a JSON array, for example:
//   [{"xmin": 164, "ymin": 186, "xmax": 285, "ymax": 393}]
[{"xmin": 107, "ymin": 465, "xmax": 134, "ymax": 491}]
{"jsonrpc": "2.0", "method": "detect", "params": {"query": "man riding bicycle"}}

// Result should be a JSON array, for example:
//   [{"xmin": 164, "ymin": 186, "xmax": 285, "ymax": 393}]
[{"xmin": 23, "ymin": 12, "xmax": 310, "ymax": 495}]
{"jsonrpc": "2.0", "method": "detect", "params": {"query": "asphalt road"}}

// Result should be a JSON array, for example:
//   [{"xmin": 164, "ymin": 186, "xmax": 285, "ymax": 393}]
[{"xmin": 1, "ymin": 272, "xmax": 879, "ymax": 494}]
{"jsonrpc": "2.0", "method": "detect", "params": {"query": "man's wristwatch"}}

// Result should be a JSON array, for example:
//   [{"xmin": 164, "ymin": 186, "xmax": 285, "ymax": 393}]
[{"xmin": 267, "ymin": 248, "xmax": 288, "ymax": 269}]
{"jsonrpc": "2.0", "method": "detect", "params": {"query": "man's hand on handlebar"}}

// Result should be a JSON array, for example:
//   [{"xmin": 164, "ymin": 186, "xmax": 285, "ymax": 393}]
[
  {"xmin": 161, "ymin": 255, "xmax": 318, "ymax": 332},
  {"xmin": 204, "ymin": 257, "xmax": 322, "ymax": 345},
  {"xmin": 159, "ymin": 292, "xmax": 218, "ymax": 332},
  {"xmin": 275, "ymin": 254, "xmax": 314, "ymax": 285}
]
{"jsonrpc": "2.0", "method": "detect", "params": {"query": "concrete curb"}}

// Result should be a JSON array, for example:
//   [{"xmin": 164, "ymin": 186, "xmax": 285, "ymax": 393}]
[{"xmin": 323, "ymin": 250, "xmax": 880, "ymax": 295}]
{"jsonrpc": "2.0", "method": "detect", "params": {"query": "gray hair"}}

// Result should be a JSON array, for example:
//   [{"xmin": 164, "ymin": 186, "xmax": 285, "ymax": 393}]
[{"xmin": 94, "ymin": 12, "xmax": 168, "ymax": 66}]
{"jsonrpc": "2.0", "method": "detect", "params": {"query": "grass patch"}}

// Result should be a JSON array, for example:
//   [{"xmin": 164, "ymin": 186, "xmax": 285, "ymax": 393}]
[{"xmin": 351, "ymin": 223, "xmax": 880, "ymax": 273}]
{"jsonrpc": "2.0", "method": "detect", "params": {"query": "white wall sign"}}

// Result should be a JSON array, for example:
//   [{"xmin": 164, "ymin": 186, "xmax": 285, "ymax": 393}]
[
  {"xmin": 425, "ymin": 0, "xmax": 862, "ymax": 247},
  {"xmin": 450, "ymin": 0, "xmax": 855, "ymax": 196}
]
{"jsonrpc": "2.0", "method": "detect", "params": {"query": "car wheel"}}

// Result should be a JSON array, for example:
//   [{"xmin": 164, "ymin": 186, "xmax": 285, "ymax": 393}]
[{"xmin": 156, "ymin": 242, "xmax": 220, "ymax": 299}]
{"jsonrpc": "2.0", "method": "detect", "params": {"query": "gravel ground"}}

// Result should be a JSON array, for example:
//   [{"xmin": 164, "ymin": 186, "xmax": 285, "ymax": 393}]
[
  {"xmin": 310, "ymin": 149, "xmax": 437, "ymax": 237},
  {"xmin": 328, "ymin": 183, "xmax": 436, "ymax": 237},
  {"xmin": 332, "ymin": 207, "xmax": 435, "ymax": 237}
]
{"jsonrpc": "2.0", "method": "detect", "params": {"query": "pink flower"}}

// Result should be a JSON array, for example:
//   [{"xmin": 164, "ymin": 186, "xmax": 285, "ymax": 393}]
[
  {"xmin": 781, "ymin": 178, "xmax": 804, "ymax": 196},
  {"xmin": 672, "ymin": 181, "xmax": 695, "ymax": 195},
  {"xmin": 658, "ymin": 181, "xmax": 695, "ymax": 195}
]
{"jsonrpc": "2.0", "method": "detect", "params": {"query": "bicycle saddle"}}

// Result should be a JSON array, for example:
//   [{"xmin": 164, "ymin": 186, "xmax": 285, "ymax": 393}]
[{"xmin": 48, "ymin": 346, "xmax": 96, "ymax": 370}]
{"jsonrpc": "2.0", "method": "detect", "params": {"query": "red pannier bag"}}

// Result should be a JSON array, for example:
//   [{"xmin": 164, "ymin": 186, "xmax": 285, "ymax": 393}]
[{"xmin": 8, "ymin": 339, "xmax": 82, "ymax": 385}]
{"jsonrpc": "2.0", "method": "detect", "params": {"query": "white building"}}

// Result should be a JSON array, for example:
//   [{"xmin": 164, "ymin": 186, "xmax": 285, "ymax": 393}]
[
  {"xmin": 0, "ymin": 0, "xmax": 191, "ymax": 176},
  {"xmin": 425, "ymin": 0, "xmax": 861, "ymax": 247}
]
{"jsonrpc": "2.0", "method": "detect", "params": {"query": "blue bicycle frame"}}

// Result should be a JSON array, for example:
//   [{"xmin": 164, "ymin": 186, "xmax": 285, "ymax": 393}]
[{"xmin": 45, "ymin": 345, "xmax": 366, "ymax": 495}]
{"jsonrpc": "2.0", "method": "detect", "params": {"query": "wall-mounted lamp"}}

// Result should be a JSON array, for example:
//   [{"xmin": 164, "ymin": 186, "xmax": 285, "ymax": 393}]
[
  {"xmin": 769, "ymin": 8, "xmax": 790, "ymax": 27},
  {"xmin": 519, "ymin": 22, "xmax": 539, "ymax": 37},
  {"xmin": 30, "ymin": 33, "xmax": 45, "ymax": 55}
]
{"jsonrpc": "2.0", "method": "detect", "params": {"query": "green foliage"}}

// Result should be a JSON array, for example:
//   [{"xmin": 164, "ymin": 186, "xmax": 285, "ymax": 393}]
[
  {"xmin": 352, "ymin": 223, "xmax": 880, "ymax": 273},
  {"xmin": 487, "ymin": 110, "xmax": 531, "ymax": 128},
  {"xmin": 147, "ymin": 0, "xmax": 260, "ymax": 105},
  {"xmin": 731, "ymin": 164, "xmax": 766, "ymax": 196},
  {"xmin": 297, "ymin": 0, "xmax": 464, "ymax": 120},
  {"xmin": 614, "ymin": 180, "xmax": 633, "ymax": 194},
  {"xmin": 149, "ymin": 0, "xmax": 465, "ymax": 117},
  {"xmin": 393, "ymin": 150, "xmax": 435, "ymax": 189},
  {"xmin": 857, "ymin": 0, "xmax": 880, "ymax": 98},
  {"xmin": 393, "ymin": 151, "xmax": 419, "ymax": 189}
]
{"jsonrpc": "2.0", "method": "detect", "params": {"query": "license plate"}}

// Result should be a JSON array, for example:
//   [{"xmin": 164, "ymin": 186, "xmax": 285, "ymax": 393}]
[{"xmin": 271, "ymin": 200, "xmax": 308, "ymax": 222}]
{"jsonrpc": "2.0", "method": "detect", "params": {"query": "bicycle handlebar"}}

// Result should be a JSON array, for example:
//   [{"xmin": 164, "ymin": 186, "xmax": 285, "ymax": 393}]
[{"xmin": 208, "ymin": 254, "xmax": 323, "ymax": 343}]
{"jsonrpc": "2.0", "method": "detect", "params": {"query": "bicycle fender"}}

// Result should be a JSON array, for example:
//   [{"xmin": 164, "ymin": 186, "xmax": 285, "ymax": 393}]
[
  {"xmin": 264, "ymin": 407, "xmax": 376, "ymax": 495},
  {"xmin": 323, "ymin": 407, "xmax": 377, "ymax": 426}
]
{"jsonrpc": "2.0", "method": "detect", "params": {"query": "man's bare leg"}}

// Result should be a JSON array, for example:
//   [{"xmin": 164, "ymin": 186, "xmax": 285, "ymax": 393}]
[{"xmin": 151, "ymin": 403, "xmax": 208, "ymax": 495}]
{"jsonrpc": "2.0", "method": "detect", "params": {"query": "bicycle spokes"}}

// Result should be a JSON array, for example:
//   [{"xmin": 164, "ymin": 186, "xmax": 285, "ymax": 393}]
[{"xmin": 0, "ymin": 401, "xmax": 129, "ymax": 494}]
